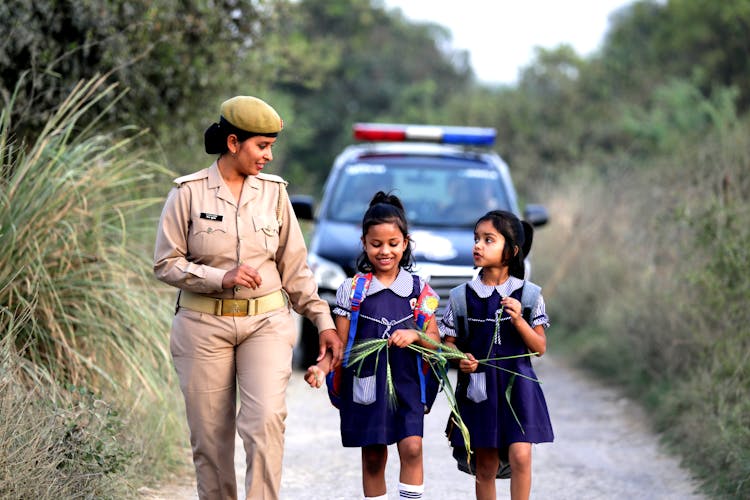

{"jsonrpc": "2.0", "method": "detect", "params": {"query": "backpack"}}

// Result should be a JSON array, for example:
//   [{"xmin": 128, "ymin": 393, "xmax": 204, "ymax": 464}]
[
  {"xmin": 326, "ymin": 273, "xmax": 441, "ymax": 412},
  {"xmin": 447, "ymin": 279, "xmax": 541, "ymax": 479}
]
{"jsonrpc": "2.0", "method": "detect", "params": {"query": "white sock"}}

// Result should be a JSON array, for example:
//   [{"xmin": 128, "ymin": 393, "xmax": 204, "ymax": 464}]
[
  {"xmin": 398, "ymin": 482, "xmax": 424, "ymax": 499},
  {"xmin": 364, "ymin": 494, "xmax": 388, "ymax": 500}
]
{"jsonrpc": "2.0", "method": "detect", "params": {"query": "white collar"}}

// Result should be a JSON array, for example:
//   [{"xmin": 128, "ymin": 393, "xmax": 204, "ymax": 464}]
[
  {"xmin": 367, "ymin": 268, "xmax": 414, "ymax": 297},
  {"xmin": 468, "ymin": 275, "xmax": 524, "ymax": 298}
]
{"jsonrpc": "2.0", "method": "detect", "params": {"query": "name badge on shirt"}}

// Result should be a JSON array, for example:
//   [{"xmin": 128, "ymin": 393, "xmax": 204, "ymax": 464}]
[{"xmin": 200, "ymin": 212, "xmax": 223, "ymax": 221}]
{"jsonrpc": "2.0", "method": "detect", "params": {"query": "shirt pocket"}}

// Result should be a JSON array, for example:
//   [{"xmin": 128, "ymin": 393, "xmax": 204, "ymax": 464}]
[
  {"xmin": 189, "ymin": 217, "xmax": 228, "ymax": 257},
  {"xmin": 252, "ymin": 215, "xmax": 280, "ymax": 254}
]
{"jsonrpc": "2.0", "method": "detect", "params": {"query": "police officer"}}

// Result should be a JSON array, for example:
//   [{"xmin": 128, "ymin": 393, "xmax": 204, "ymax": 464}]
[{"xmin": 154, "ymin": 96, "xmax": 342, "ymax": 499}]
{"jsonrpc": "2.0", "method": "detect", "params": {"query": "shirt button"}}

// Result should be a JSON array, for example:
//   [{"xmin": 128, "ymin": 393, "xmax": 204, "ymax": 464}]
[{"xmin": 234, "ymin": 286, "xmax": 241, "ymax": 293}]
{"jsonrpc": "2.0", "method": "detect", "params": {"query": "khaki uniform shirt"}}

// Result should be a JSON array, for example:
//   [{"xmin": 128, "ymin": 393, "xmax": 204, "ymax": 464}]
[{"xmin": 154, "ymin": 161, "xmax": 334, "ymax": 333}]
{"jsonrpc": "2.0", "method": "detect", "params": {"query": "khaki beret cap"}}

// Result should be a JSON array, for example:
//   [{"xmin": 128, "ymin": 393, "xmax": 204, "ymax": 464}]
[{"xmin": 220, "ymin": 96, "xmax": 283, "ymax": 134}]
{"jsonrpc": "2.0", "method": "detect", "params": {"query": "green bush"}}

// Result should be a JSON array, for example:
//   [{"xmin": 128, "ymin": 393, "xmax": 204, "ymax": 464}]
[{"xmin": 534, "ymin": 116, "xmax": 750, "ymax": 498}]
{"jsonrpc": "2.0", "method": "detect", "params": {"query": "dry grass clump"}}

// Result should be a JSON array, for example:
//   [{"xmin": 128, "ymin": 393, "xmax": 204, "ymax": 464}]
[
  {"xmin": 0, "ymin": 335, "xmax": 135, "ymax": 498},
  {"xmin": 532, "ymin": 120, "xmax": 750, "ymax": 497}
]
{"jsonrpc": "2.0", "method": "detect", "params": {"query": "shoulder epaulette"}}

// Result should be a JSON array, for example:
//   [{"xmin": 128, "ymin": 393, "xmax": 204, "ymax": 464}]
[
  {"xmin": 257, "ymin": 172, "xmax": 288, "ymax": 186},
  {"xmin": 255, "ymin": 174, "xmax": 289, "ymax": 227},
  {"xmin": 172, "ymin": 169, "xmax": 209, "ymax": 186}
]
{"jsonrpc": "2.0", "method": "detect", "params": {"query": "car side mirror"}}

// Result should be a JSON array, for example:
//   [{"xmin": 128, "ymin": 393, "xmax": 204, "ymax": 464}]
[
  {"xmin": 523, "ymin": 204, "xmax": 549, "ymax": 227},
  {"xmin": 290, "ymin": 195, "xmax": 315, "ymax": 221}
]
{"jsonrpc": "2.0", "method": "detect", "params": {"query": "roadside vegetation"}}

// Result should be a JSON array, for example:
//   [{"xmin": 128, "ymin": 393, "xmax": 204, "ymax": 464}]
[
  {"xmin": 0, "ymin": 77, "xmax": 184, "ymax": 496},
  {"xmin": 533, "ymin": 114, "xmax": 749, "ymax": 499},
  {"xmin": 1, "ymin": 0, "xmax": 748, "ymax": 497}
]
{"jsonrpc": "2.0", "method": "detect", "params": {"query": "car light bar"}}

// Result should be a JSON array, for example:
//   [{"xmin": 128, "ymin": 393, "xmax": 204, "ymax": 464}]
[{"xmin": 353, "ymin": 123, "xmax": 496, "ymax": 146}]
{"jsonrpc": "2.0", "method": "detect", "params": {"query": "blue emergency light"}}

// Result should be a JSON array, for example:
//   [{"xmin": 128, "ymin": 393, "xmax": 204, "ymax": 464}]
[{"xmin": 353, "ymin": 123, "xmax": 496, "ymax": 146}]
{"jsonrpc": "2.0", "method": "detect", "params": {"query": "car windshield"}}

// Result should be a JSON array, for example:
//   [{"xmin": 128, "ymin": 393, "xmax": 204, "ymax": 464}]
[{"xmin": 324, "ymin": 156, "xmax": 511, "ymax": 227}]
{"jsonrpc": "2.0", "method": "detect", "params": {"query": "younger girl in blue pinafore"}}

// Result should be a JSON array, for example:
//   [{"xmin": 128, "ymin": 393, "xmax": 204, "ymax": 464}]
[
  {"xmin": 305, "ymin": 191, "xmax": 441, "ymax": 500},
  {"xmin": 440, "ymin": 210, "xmax": 553, "ymax": 500}
]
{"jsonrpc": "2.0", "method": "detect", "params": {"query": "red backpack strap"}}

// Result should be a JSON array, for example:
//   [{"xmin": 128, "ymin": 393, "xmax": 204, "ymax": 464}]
[{"xmin": 413, "ymin": 281, "xmax": 440, "ymax": 409}]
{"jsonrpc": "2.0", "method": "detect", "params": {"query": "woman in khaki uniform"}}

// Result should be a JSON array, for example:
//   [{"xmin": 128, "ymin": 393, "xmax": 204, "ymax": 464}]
[{"xmin": 154, "ymin": 96, "xmax": 342, "ymax": 500}]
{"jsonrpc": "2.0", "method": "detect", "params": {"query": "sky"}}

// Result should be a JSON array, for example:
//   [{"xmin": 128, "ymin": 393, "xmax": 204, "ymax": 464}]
[{"xmin": 383, "ymin": 0, "xmax": 636, "ymax": 85}]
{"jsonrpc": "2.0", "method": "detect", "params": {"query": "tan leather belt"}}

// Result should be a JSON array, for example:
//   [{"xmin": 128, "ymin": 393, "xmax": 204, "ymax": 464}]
[{"xmin": 178, "ymin": 290, "xmax": 286, "ymax": 317}]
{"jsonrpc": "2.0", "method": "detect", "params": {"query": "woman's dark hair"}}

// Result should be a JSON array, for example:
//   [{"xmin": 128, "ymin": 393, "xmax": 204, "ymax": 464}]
[
  {"xmin": 355, "ymin": 191, "xmax": 414, "ymax": 273},
  {"xmin": 204, "ymin": 117, "xmax": 278, "ymax": 154},
  {"xmin": 475, "ymin": 210, "xmax": 533, "ymax": 279}
]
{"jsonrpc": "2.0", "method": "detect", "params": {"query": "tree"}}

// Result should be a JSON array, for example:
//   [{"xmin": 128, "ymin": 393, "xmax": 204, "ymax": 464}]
[
  {"xmin": 600, "ymin": 0, "xmax": 750, "ymax": 110},
  {"xmin": 0, "ymin": 0, "xmax": 275, "ymax": 147},
  {"xmin": 264, "ymin": 0, "xmax": 474, "ymax": 192}
]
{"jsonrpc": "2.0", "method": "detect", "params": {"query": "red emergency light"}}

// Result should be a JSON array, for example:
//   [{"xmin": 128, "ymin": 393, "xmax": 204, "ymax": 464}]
[{"xmin": 353, "ymin": 123, "xmax": 496, "ymax": 146}]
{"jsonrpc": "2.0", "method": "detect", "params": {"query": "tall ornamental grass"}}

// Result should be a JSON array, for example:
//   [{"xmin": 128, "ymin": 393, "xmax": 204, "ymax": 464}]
[
  {"xmin": 533, "ymin": 117, "xmax": 750, "ymax": 498},
  {"xmin": 0, "ymin": 75, "xmax": 186, "ymax": 495}
]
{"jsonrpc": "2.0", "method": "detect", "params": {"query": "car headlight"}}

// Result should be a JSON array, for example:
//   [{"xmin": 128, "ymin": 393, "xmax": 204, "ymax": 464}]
[{"xmin": 308, "ymin": 254, "xmax": 347, "ymax": 291}]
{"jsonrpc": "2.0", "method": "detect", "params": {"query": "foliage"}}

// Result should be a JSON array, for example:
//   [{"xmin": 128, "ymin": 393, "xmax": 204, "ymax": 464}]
[
  {"xmin": 602, "ymin": 0, "xmax": 750, "ymax": 110},
  {"xmin": 0, "ymin": 0, "xmax": 477, "ymax": 192},
  {"xmin": 263, "ymin": 0, "xmax": 474, "ymax": 193},
  {"xmin": 0, "ymin": 0, "xmax": 278, "ymax": 156},
  {"xmin": 0, "ymin": 75, "xmax": 187, "ymax": 489},
  {"xmin": 0, "ymin": 75, "xmax": 172, "ymax": 391},
  {"xmin": 2, "ymin": 0, "xmax": 750, "ymax": 496},
  {"xmin": 618, "ymin": 79, "xmax": 739, "ymax": 155},
  {"xmin": 534, "ymin": 111, "xmax": 750, "ymax": 498},
  {"xmin": 0, "ymin": 334, "xmax": 134, "ymax": 498}
]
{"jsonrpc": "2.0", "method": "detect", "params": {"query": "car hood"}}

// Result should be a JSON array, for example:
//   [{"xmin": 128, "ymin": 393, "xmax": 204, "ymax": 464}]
[{"xmin": 309, "ymin": 220, "xmax": 476, "ymax": 270}]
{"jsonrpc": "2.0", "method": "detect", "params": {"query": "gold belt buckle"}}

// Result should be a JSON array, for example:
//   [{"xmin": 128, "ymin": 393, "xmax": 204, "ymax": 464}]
[{"xmin": 221, "ymin": 299, "xmax": 249, "ymax": 316}]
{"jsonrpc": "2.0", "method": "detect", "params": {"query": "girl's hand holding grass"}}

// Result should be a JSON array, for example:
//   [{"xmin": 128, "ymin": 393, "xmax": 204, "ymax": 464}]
[
  {"xmin": 458, "ymin": 353, "xmax": 479, "ymax": 374},
  {"xmin": 387, "ymin": 328, "xmax": 420, "ymax": 348},
  {"xmin": 500, "ymin": 296, "xmax": 524, "ymax": 324}
]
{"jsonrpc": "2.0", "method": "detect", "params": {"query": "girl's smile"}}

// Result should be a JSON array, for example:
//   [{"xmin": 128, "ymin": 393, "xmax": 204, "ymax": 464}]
[{"xmin": 362, "ymin": 221, "xmax": 408, "ymax": 282}]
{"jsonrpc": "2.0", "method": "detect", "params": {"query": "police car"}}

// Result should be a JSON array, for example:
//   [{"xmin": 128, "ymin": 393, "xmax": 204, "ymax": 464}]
[{"xmin": 291, "ymin": 123, "xmax": 548, "ymax": 367}]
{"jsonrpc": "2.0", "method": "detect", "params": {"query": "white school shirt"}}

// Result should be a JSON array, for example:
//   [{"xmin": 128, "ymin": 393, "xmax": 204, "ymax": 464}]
[{"xmin": 439, "ymin": 275, "xmax": 549, "ymax": 339}]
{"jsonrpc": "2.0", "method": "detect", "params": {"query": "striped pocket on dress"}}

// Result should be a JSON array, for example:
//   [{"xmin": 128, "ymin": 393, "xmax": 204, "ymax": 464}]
[{"xmin": 353, "ymin": 374, "xmax": 376, "ymax": 405}]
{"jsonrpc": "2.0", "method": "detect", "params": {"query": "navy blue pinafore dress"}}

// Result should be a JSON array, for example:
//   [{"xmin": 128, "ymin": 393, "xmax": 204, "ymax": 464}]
[
  {"xmin": 339, "ymin": 275, "xmax": 425, "ymax": 447},
  {"xmin": 448, "ymin": 285, "xmax": 553, "ymax": 456}
]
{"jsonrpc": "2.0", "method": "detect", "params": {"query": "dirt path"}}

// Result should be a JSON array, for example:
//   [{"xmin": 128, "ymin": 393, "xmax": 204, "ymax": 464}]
[{"xmin": 142, "ymin": 354, "xmax": 706, "ymax": 499}]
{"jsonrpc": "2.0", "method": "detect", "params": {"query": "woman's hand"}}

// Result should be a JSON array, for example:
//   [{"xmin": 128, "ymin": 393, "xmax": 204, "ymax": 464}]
[
  {"xmin": 458, "ymin": 352, "xmax": 479, "ymax": 373},
  {"xmin": 222, "ymin": 263, "xmax": 262, "ymax": 290},
  {"xmin": 319, "ymin": 329, "xmax": 343, "ymax": 368},
  {"xmin": 388, "ymin": 328, "xmax": 419, "ymax": 348}
]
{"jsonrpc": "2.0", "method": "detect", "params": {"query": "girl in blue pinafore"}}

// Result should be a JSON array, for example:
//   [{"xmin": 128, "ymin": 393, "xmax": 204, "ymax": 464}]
[
  {"xmin": 305, "ymin": 191, "xmax": 440, "ymax": 500},
  {"xmin": 440, "ymin": 210, "xmax": 553, "ymax": 500}
]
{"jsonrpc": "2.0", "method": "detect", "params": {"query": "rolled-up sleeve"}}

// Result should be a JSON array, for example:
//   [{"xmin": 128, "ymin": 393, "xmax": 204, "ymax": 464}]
[{"xmin": 153, "ymin": 186, "xmax": 226, "ymax": 293}]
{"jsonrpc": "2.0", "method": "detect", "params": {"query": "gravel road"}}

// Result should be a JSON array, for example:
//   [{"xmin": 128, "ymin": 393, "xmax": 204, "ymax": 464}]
[{"xmin": 142, "ymin": 354, "xmax": 706, "ymax": 499}]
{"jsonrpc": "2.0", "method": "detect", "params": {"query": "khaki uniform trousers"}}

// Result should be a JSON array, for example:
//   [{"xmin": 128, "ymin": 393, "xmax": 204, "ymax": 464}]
[{"xmin": 170, "ymin": 305, "xmax": 297, "ymax": 500}]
